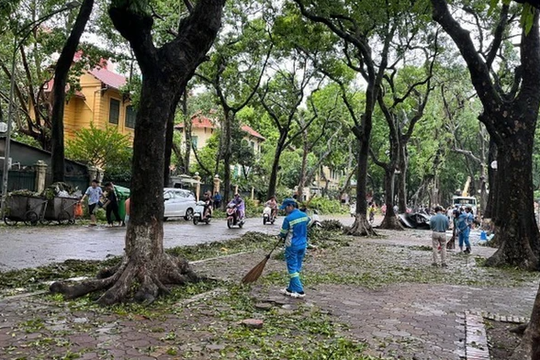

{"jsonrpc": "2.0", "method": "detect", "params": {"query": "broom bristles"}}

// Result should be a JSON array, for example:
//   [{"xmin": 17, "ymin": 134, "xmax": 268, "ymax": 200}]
[
  {"xmin": 241, "ymin": 238, "xmax": 282, "ymax": 284},
  {"xmin": 241, "ymin": 257, "xmax": 270, "ymax": 284}
]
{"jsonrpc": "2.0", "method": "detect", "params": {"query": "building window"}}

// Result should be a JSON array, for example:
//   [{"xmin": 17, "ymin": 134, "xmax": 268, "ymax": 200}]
[
  {"xmin": 109, "ymin": 99, "xmax": 120, "ymax": 124},
  {"xmin": 191, "ymin": 136, "xmax": 198, "ymax": 148},
  {"xmin": 125, "ymin": 105, "xmax": 136, "ymax": 128},
  {"xmin": 250, "ymin": 141, "xmax": 255, "ymax": 149}
]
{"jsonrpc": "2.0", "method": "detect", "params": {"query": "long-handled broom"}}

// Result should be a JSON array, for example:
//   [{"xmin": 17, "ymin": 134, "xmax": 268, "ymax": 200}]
[{"xmin": 241, "ymin": 237, "xmax": 283, "ymax": 284}]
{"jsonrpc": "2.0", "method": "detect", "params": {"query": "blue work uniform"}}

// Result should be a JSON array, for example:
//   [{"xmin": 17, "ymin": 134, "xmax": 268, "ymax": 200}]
[
  {"xmin": 457, "ymin": 211, "xmax": 473, "ymax": 248},
  {"xmin": 279, "ymin": 208, "xmax": 310, "ymax": 293}
]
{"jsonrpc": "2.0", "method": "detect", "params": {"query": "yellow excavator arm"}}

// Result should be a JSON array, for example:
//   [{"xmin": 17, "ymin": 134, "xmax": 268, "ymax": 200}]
[{"xmin": 462, "ymin": 176, "xmax": 471, "ymax": 197}]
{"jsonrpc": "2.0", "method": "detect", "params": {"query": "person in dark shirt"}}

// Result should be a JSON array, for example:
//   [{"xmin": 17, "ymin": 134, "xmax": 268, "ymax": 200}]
[
  {"xmin": 213, "ymin": 191, "xmax": 222, "ymax": 210},
  {"xmin": 103, "ymin": 182, "xmax": 122, "ymax": 227}
]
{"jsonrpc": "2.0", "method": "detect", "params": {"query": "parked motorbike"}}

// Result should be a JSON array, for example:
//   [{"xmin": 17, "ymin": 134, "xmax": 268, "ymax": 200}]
[
  {"xmin": 309, "ymin": 210, "xmax": 322, "ymax": 229},
  {"xmin": 226, "ymin": 203, "xmax": 244, "ymax": 228},
  {"xmin": 193, "ymin": 201, "xmax": 212, "ymax": 225},
  {"xmin": 262, "ymin": 206, "xmax": 276, "ymax": 225}
]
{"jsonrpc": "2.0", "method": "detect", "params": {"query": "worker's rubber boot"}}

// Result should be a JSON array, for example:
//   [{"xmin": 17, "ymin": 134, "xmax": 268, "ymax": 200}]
[
  {"xmin": 459, "ymin": 246, "xmax": 463, "ymax": 253},
  {"xmin": 465, "ymin": 247, "xmax": 471, "ymax": 254}
]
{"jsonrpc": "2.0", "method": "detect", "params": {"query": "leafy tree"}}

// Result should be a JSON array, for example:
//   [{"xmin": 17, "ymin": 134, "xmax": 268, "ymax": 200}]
[
  {"xmin": 50, "ymin": 0, "xmax": 95, "ymax": 182},
  {"xmin": 293, "ymin": 0, "xmax": 420, "ymax": 235},
  {"xmin": 65, "ymin": 122, "xmax": 131, "ymax": 172},
  {"xmin": 196, "ymin": 2, "xmax": 272, "ymax": 205},
  {"xmin": 0, "ymin": 0, "xmax": 108, "ymax": 150},
  {"xmin": 259, "ymin": 57, "xmax": 319, "ymax": 199},
  {"xmin": 431, "ymin": 0, "xmax": 540, "ymax": 271},
  {"xmin": 50, "ymin": 0, "xmax": 225, "ymax": 305}
]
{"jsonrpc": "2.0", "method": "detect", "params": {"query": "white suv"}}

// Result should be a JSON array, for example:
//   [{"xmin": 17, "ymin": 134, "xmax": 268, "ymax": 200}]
[{"xmin": 163, "ymin": 188, "xmax": 196, "ymax": 221}]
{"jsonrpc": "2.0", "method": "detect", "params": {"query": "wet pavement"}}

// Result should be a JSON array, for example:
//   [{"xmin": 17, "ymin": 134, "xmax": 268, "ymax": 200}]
[
  {"xmin": 0, "ymin": 220, "xmax": 537, "ymax": 359},
  {"xmin": 0, "ymin": 217, "xmax": 291, "ymax": 271}
]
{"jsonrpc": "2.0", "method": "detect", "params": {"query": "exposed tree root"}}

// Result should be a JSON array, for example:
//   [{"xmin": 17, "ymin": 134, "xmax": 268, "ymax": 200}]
[
  {"xmin": 485, "ymin": 245, "xmax": 539, "ymax": 271},
  {"xmin": 510, "ymin": 327, "xmax": 532, "ymax": 360},
  {"xmin": 345, "ymin": 214, "xmax": 377, "ymax": 236},
  {"xmin": 50, "ymin": 253, "xmax": 201, "ymax": 305},
  {"xmin": 379, "ymin": 215, "xmax": 404, "ymax": 230},
  {"xmin": 510, "ymin": 323, "xmax": 528, "ymax": 335}
]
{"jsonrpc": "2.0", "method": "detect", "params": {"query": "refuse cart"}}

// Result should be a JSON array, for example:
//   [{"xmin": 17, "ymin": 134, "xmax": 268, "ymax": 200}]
[
  {"xmin": 114, "ymin": 185, "xmax": 130, "ymax": 222},
  {"xmin": 4, "ymin": 194, "xmax": 48, "ymax": 226},
  {"xmin": 44, "ymin": 196, "xmax": 79, "ymax": 224}
]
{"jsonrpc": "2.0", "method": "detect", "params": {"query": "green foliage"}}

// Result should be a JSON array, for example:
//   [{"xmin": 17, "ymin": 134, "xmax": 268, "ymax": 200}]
[
  {"xmin": 65, "ymin": 123, "xmax": 132, "ymax": 180},
  {"xmin": 308, "ymin": 197, "xmax": 347, "ymax": 215},
  {"xmin": 244, "ymin": 198, "xmax": 264, "ymax": 218}
]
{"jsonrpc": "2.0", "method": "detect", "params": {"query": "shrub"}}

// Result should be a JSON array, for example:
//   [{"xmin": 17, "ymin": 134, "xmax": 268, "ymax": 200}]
[
  {"xmin": 306, "ymin": 197, "xmax": 347, "ymax": 215},
  {"xmin": 245, "ymin": 198, "xmax": 264, "ymax": 218}
]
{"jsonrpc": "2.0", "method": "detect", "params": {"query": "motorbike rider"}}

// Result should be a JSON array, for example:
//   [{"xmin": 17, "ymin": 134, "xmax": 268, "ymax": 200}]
[
  {"xmin": 265, "ymin": 195, "xmax": 278, "ymax": 219},
  {"xmin": 230, "ymin": 193, "xmax": 245, "ymax": 220},
  {"xmin": 202, "ymin": 191, "xmax": 213, "ymax": 218}
]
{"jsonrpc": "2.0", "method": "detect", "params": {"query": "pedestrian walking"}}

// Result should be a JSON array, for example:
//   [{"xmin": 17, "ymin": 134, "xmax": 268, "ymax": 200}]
[
  {"xmin": 429, "ymin": 206, "xmax": 449, "ymax": 267},
  {"xmin": 80, "ymin": 179, "xmax": 102, "ymax": 226},
  {"xmin": 103, "ymin": 182, "xmax": 122, "ymax": 227},
  {"xmin": 279, "ymin": 198, "xmax": 310, "ymax": 299}
]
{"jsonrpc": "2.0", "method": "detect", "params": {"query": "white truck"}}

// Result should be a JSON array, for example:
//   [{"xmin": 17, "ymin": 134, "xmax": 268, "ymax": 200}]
[{"xmin": 452, "ymin": 196, "xmax": 478, "ymax": 215}]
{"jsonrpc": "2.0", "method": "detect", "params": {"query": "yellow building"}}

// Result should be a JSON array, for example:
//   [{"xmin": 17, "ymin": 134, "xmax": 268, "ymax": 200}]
[
  {"xmin": 42, "ymin": 60, "xmax": 135, "ymax": 141},
  {"xmin": 175, "ymin": 113, "xmax": 265, "ymax": 158}
]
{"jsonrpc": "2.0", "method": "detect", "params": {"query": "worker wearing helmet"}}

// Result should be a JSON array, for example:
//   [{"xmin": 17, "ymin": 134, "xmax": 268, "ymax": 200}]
[{"xmin": 278, "ymin": 198, "xmax": 310, "ymax": 299}]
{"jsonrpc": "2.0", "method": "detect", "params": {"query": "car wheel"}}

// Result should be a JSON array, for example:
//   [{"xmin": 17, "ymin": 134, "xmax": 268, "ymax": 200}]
[{"xmin": 184, "ymin": 208, "xmax": 194, "ymax": 221}]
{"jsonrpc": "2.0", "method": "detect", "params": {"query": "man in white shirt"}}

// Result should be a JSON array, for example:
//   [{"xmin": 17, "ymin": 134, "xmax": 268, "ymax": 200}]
[{"xmin": 80, "ymin": 179, "xmax": 103, "ymax": 226}]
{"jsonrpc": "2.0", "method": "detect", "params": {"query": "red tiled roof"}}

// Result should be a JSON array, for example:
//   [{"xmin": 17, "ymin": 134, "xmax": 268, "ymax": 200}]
[
  {"xmin": 176, "ymin": 114, "xmax": 265, "ymax": 141},
  {"xmin": 241, "ymin": 125, "xmax": 265, "ymax": 141},
  {"xmin": 176, "ymin": 114, "xmax": 216, "ymax": 130},
  {"xmin": 44, "ymin": 79, "xmax": 86, "ymax": 99},
  {"xmin": 89, "ymin": 67, "xmax": 127, "ymax": 90}
]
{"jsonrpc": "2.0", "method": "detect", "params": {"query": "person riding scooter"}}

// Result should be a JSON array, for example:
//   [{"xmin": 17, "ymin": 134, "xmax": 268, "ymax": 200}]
[
  {"xmin": 265, "ymin": 196, "xmax": 278, "ymax": 220},
  {"xmin": 202, "ymin": 191, "xmax": 213, "ymax": 219},
  {"xmin": 229, "ymin": 193, "xmax": 245, "ymax": 220}
]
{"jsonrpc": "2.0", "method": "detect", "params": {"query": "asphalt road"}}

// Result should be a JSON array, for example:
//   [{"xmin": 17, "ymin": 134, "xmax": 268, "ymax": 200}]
[{"xmin": 0, "ymin": 217, "xmax": 286, "ymax": 271}]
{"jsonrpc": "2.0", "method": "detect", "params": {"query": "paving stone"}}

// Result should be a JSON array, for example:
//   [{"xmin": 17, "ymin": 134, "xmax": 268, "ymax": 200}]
[{"xmin": 239, "ymin": 319, "xmax": 263, "ymax": 329}]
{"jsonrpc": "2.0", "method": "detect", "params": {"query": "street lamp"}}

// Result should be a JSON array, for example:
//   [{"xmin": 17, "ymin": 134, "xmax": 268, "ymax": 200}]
[{"xmin": 0, "ymin": 2, "xmax": 81, "ymax": 218}]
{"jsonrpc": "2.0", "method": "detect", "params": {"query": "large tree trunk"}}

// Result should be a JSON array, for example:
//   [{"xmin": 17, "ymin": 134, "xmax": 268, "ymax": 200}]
[
  {"xmin": 379, "ymin": 169, "xmax": 403, "ymax": 230},
  {"xmin": 296, "ymin": 131, "xmax": 309, "ymax": 200},
  {"xmin": 163, "ymin": 94, "xmax": 180, "ymax": 187},
  {"xmin": 181, "ymin": 94, "xmax": 191, "ymax": 174},
  {"xmin": 50, "ymin": 0, "xmax": 94, "ymax": 182},
  {"xmin": 484, "ymin": 138, "xmax": 497, "ymax": 219},
  {"xmin": 50, "ymin": 0, "xmax": 225, "ymax": 305},
  {"xmin": 347, "ymin": 138, "xmax": 375, "ymax": 236},
  {"xmin": 222, "ymin": 111, "xmax": 233, "ymax": 204},
  {"xmin": 511, "ymin": 280, "xmax": 540, "ymax": 359},
  {"xmin": 267, "ymin": 132, "xmax": 287, "ymax": 199},
  {"xmin": 397, "ymin": 146, "xmax": 408, "ymax": 213},
  {"xmin": 485, "ymin": 133, "xmax": 540, "ymax": 270}
]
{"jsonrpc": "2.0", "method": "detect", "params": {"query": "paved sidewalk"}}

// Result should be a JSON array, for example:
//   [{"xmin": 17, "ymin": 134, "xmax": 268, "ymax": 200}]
[{"xmin": 0, "ymin": 226, "xmax": 538, "ymax": 359}]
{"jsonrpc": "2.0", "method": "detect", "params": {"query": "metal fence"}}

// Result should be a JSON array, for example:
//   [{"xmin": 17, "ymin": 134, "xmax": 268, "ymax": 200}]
[
  {"xmin": 0, "ymin": 170, "xmax": 36, "ymax": 192},
  {"xmin": 65, "ymin": 174, "xmax": 90, "ymax": 192}
]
